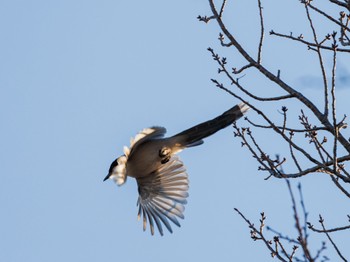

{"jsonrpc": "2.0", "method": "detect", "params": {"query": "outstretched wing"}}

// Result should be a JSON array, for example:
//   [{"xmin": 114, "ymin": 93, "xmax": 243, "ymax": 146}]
[
  {"xmin": 129, "ymin": 126, "xmax": 166, "ymax": 155},
  {"xmin": 136, "ymin": 155, "xmax": 189, "ymax": 236}
]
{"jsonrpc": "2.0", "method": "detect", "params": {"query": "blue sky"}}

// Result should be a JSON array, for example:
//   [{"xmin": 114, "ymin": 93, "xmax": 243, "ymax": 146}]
[{"xmin": 1, "ymin": 1, "xmax": 350, "ymax": 261}]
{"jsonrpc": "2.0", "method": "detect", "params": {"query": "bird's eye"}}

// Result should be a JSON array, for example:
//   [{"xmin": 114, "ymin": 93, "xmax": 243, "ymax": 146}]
[{"xmin": 108, "ymin": 158, "xmax": 119, "ymax": 174}]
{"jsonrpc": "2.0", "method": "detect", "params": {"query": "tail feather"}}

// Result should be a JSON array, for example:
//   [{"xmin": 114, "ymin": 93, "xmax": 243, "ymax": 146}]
[{"xmin": 172, "ymin": 103, "xmax": 249, "ymax": 147}]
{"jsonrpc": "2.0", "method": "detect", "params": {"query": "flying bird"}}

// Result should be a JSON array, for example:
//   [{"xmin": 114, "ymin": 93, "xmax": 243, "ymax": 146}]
[{"xmin": 104, "ymin": 103, "xmax": 249, "ymax": 236}]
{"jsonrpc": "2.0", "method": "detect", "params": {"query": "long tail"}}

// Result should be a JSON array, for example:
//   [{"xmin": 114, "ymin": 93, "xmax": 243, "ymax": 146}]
[{"xmin": 171, "ymin": 103, "xmax": 249, "ymax": 147}]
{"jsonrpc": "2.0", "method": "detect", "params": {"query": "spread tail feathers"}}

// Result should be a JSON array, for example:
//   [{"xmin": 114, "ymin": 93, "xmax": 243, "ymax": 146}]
[{"xmin": 172, "ymin": 103, "xmax": 249, "ymax": 147}]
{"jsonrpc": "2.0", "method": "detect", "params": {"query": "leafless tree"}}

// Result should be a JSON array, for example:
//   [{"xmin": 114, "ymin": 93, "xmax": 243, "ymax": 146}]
[{"xmin": 198, "ymin": 0, "xmax": 350, "ymax": 260}]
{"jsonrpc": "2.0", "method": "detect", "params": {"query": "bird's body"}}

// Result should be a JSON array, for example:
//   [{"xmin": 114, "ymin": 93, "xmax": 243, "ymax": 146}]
[
  {"xmin": 104, "ymin": 103, "xmax": 249, "ymax": 235},
  {"xmin": 126, "ymin": 135, "xmax": 180, "ymax": 178},
  {"xmin": 126, "ymin": 139, "xmax": 166, "ymax": 178}
]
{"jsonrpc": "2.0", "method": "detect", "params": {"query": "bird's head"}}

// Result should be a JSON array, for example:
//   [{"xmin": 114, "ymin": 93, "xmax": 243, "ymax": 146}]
[{"xmin": 103, "ymin": 155, "xmax": 127, "ymax": 185}]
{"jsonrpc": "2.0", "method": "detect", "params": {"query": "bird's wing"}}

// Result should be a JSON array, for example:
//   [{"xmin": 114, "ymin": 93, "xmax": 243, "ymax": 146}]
[
  {"xmin": 128, "ymin": 126, "xmax": 167, "ymax": 156},
  {"xmin": 136, "ymin": 155, "xmax": 189, "ymax": 236}
]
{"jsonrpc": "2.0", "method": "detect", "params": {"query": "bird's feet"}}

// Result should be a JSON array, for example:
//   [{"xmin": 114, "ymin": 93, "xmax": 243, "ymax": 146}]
[{"xmin": 159, "ymin": 147, "xmax": 171, "ymax": 164}]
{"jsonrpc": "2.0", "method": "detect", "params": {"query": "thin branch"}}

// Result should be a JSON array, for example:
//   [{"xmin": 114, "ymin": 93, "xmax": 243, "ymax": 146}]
[
  {"xmin": 330, "ymin": 176, "xmax": 350, "ymax": 198},
  {"xmin": 266, "ymin": 226, "xmax": 300, "ymax": 245},
  {"xmin": 234, "ymin": 208, "xmax": 289, "ymax": 262},
  {"xmin": 282, "ymin": 106, "xmax": 287, "ymax": 135},
  {"xmin": 197, "ymin": 15, "xmax": 215, "ymax": 23},
  {"xmin": 286, "ymin": 180, "xmax": 314, "ymax": 261},
  {"xmin": 232, "ymin": 123, "xmax": 272, "ymax": 173},
  {"xmin": 331, "ymin": 35, "xmax": 338, "ymax": 174},
  {"xmin": 313, "ymin": 241, "xmax": 328, "ymax": 261},
  {"xmin": 213, "ymin": 79, "xmax": 350, "ymax": 182},
  {"xmin": 309, "ymin": 3, "xmax": 350, "ymax": 32},
  {"xmin": 208, "ymin": 0, "xmax": 350, "ymax": 153},
  {"xmin": 299, "ymin": 111, "xmax": 328, "ymax": 164},
  {"xmin": 289, "ymin": 132, "xmax": 303, "ymax": 172},
  {"xmin": 246, "ymin": 129, "xmax": 284, "ymax": 178},
  {"xmin": 339, "ymin": 12, "xmax": 350, "ymax": 46},
  {"xmin": 215, "ymin": 79, "xmax": 350, "ymax": 182},
  {"xmin": 245, "ymin": 117, "xmax": 329, "ymax": 133},
  {"xmin": 208, "ymin": 48, "xmax": 293, "ymax": 101},
  {"xmin": 308, "ymin": 222, "xmax": 350, "ymax": 233},
  {"xmin": 319, "ymin": 215, "xmax": 348, "ymax": 261},
  {"xmin": 297, "ymin": 183, "xmax": 309, "ymax": 241},
  {"xmin": 257, "ymin": 0, "xmax": 264, "ymax": 64},
  {"xmin": 329, "ymin": 0, "xmax": 350, "ymax": 9},
  {"xmin": 281, "ymin": 155, "xmax": 350, "ymax": 179},
  {"xmin": 304, "ymin": 3, "xmax": 329, "ymax": 118},
  {"xmin": 274, "ymin": 236, "xmax": 291, "ymax": 260},
  {"xmin": 232, "ymin": 63, "xmax": 253, "ymax": 74},
  {"xmin": 219, "ymin": 0, "xmax": 227, "ymax": 18},
  {"xmin": 270, "ymin": 31, "xmax": 350, "ymax": 52}
]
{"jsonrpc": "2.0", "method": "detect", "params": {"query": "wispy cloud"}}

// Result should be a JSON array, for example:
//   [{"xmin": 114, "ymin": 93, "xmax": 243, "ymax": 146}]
[{"xmin": 297, "ymin": 63, "xmax": 350, "ymax": 89}]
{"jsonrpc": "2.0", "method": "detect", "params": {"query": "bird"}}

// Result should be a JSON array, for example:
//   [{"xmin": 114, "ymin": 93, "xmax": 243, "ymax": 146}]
[{"xmin": 104, "ymin": 102, "xmax": 249, "ymax": 236}]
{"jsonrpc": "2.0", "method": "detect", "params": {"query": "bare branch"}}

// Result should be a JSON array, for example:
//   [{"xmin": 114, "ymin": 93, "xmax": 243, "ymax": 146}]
[
  {"xmin": 304, "ymin": 3, "xmax": 329, "ymax": 118},
  {"xmin": 197, "ymin": 15, "xmax": 215, "ymax": 23},
  {"xmin": 281, "ymin": 155, "xmax": 350, "ymax": 179},
  {"xmin": 308, "ymin": 220, "xmax": 350, "ymax": 233},
  {"xmin": 266, "ymin": 226, "xmax": 300, "ymax": 245},
  {"xmin": 330, "ymin": 176, "xmax": 350, "ymax": 198},
  {"xmin": 257, "ymin": 0, "xmax": 264, "ymax": 64},
  {"xmin": 245, "ymin": 117, "xmax": 328, "ymax": 133},
  {"xmin": 308, "ymin": 3, "xmax": 350, "ymax": 32},
  {"xmin": 203, "ymin": 0, "xmax": 350, "ymax": 260},
  {"xmin": 318, "ymin": 215, "xmax": 348, "ymax": 261},
  {"xmin": 270, "ymin": 30, "xmax": 350, "ymax": 52},
  {"xmin": 331, "ymin": 35, "xmax": 338, "ymax": 174},
  {"xmin": 208, "ymin": 48, "xmax": 294, "ymax": 101},
  {"xmin": 286, "ymin": 179, "xmax": 313, "ymax": 261},
  {"xmin": 289, "ymin": 131, "xmax": 303, "ymax": 172},
  {"xmin": 219, "ymin": 0, "xmax": 227, "ymax": 18},
  {"xmin": 208, "ymin": 0, "xmax": 350, "ymax": 153},
  {"xmin": 234, "ymin": 208, "xmax": 289, "ymax": 262},
  {"xmin": 329, "ymin": 0, "xmax": 350, "ymax": 9},
  {"xmin": 232, "ymin": 63, "xmax": 253, "ymax": 74}
]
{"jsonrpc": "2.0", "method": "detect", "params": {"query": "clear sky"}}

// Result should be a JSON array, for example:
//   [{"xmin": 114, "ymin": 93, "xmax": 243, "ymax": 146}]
[{"xmin": 1, "ymin": 1, "xmax": 349, "ymax": 261}]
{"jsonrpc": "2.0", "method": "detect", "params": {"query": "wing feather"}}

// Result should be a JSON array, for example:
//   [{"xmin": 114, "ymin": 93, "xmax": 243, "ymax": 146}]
[
  {"xmin": 147, "ymin": 202, "xmax": 173, "ymax": 234},
  {"xmin": 129, "ymin": 127, "xmax": 166, "ymax": 155},
  {"xmin": 136, "ymin": 155, "xmax": 189, "ymax": 235},
  {"xmin": 144, "ymin": 202, "xmax": 164, "ymax": 236}
]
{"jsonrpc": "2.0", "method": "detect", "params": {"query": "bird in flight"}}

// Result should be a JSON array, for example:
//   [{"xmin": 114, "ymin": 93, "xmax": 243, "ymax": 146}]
[{"xmin": 104, "ymin": 103, "xmax": 249, "ymax": 236}]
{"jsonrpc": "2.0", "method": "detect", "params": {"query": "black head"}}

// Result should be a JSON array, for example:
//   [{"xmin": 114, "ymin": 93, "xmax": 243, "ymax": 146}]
[{"xmin": 103, "ymin": 158, "xmax": 119, "ymax": 181}]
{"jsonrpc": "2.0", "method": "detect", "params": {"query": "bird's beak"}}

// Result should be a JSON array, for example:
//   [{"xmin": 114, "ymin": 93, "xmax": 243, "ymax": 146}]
[{"xmin": 103, "ymin": 173, "xmax": 111, "ymax": 182}]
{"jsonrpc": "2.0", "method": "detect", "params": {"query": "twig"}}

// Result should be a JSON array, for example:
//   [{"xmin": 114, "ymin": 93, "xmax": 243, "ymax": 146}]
[
  {"xmin": 331, "ymin": 34, "xmax": 338, "ymax": 174},
  {"xmin": 286, "ymin": 179, "xmax": 314, "ymax": 261},
  {"xmin": 319, "ymin": 215, "xmax": 348, "ymax": 261},
  {"xmin": 304, "ymin": 3, "xmax": 329, "ymax": 118},
  {"xmin": 289, "ymin": 131, "xmax": 303, "ymax": 172},
  {"xmin": 211, "ymin": 80, "xmax": 333, "ymax": 176},
  {"xmin": 257, "ymin": 0, "xmax": 264, "ymax": 64},
  {"xmin": 313, "ymin": 241, "xmax": 328, "ymax": 261},
  {"xmin": 245, "ymin": 117, "xmax": 329, "ymax": 133},
  {"xmin": 208, "ymin": 0, "xmax": 350, "ymax": 153},
  {"xmin": 266, "ymin": 226, "xmax": 300, "ymax": 245},
  {"xmin": 297, "ymin": 183, "xmax": 309, "ymax": 241},
  {"xmin": 329, "ymin": 0, "xmax": 350, "ymax": 9},
  {"xmin": 208, "ymin": 48, "xmax": 293, "ymax": 101},
  {"xmin": 219, "ymin": 0, "xmax": 227, "ymax": 18},
  {"xmin": 308, "ymin": 3, "xmax": 350, "ymax": 32},
  {"xmin": 330, "ymin": 176, "xmax": 350, "ymax": 198},
  {"xmin": 269, "ymin": 31, "xmax": 350, "ymax": 52},
  {"xmin": 234, "ymin": 208, "xmax": 289, "ymax": 262},
  {"xmin": 308, "ymin": 221, "xmax": 350, "ymax": 233},
  {"xmin": 232, "ymin": 123, "xmax": 272, "ymax": 174}
]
